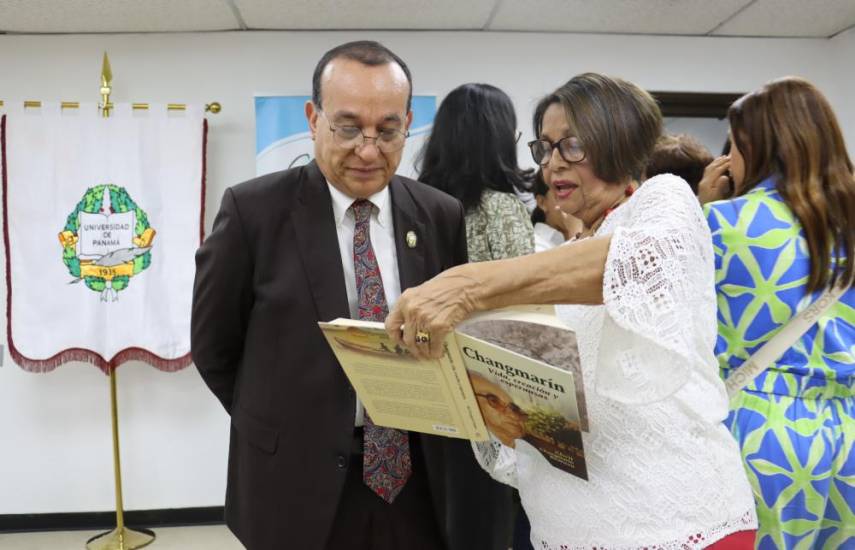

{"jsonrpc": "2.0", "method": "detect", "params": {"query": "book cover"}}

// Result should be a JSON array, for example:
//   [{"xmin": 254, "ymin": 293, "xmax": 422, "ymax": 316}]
[
  {"xmin": 458, "ymin": 316, "xmax": 588, "ymax": 432},
  {"xmin": 456, "ymin": 320, "xmax": 588, "ymax": 480}
]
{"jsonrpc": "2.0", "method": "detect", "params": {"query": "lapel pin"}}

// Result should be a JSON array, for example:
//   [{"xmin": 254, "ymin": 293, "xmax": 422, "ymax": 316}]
[{"xmin": 406, "ymin": 231, "xmax": 418, "ymax": 248}]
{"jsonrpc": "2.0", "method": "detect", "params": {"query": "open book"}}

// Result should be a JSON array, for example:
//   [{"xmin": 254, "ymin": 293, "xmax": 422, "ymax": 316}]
[{"xmin": 319, "ymin": 306, "xmax": 589, "ymax": 480}]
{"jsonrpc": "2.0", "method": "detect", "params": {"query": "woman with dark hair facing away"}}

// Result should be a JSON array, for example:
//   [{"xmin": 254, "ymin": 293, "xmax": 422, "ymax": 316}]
[
  {"xmin": 418, "ymin": 83, "xmax": 533, "ymax": 550},
  {"xmin": 389, "ymin": 73, "xmax": 756, "ymax": 548},
  {"xmin": 419, "ymin": 83, "xmax": 534, "ymax": 263},
  {"xmin": 705, "ymin": 77, "xmax": 855, "ymax": 549},
  {"xmin": 645, "ymin": 133, "xmax": 714, "ymax": 194}
]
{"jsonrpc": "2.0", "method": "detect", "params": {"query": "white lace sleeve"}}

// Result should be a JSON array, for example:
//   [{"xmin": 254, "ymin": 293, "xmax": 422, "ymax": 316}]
[
  {"xmin": 596, "ymin": 174, "xmax": 717, "ymax": 404},
  {"xmin": 470, "ymin": 437, "xmax": 519, "ymax": 488}
]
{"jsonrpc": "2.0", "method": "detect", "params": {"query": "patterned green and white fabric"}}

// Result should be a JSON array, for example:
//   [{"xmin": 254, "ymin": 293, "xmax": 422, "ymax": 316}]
[
  {"xmin": 464, "ymin": 189, "xmax": 534, "ymax": 263},
  {"xmin": 705, "ymin": 177, "xmax": 855, "ymax": 550}
]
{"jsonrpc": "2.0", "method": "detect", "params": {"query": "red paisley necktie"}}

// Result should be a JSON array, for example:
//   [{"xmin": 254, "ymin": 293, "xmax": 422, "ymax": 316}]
[{"xmin": 351, "ymin": 199, "xmax": 411, "ymax": 503}]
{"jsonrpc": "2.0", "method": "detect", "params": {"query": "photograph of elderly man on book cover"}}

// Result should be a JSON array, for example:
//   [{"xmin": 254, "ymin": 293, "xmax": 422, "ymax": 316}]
[{"xmin": 457, "ymin": 320, "xmax": 588, "ymax": 480}]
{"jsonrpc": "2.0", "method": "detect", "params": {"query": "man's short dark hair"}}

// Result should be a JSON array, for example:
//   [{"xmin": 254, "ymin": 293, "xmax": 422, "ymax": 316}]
[{"xmin": 312, "ymin": 41, "xmax": 413, "ymax": 112}]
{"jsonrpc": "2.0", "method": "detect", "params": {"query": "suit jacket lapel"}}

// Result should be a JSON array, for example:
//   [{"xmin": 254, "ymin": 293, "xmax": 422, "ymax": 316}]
[
  {"xmin": 390, "ymin": 177, "xmax": 427, "ymax": 290},
  {"xmin": 292, "ymin": 162, "xmax": 350, "ymax": 322}
]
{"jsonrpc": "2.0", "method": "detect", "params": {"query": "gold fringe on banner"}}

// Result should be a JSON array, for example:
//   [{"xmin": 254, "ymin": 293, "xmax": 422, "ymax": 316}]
[{"xmin": 3, "ymin": 100, "xmax": 221, "ymax": 113}]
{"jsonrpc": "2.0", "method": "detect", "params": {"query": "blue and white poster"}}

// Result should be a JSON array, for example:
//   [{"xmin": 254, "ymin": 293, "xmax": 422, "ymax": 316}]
[{"xmin": 255, "ymin": 95, "xmax": 436, "ymax": 179}]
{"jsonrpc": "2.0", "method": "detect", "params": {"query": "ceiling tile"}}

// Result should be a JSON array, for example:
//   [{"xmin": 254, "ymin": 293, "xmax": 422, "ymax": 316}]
[
  {"xmin": 712, "ymin": 0, "xmax": 855, "ymax": 38},
  {"xmin": 234, "ymin": 0, "xmax": 497, "ymax": 29},
  {"xmin": 0, "ymin": 0, "xmax": 240, "ymax": 33},
  {"xmin": 489, "ymin": 0, "xmax": 749, "ymax": 34},
  {"xmin": 0, "ymin": 0, "xmax": 850, "ymax": 37}
]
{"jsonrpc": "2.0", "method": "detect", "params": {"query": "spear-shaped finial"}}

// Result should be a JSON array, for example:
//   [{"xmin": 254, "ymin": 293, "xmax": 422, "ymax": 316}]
[{"xmin": 100, "ymin": 52, "xmax": 113, "ymax": 118}]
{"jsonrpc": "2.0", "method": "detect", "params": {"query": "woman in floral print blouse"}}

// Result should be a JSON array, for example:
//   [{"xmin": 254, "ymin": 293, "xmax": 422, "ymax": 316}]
[{"xmin": 419, "ymin": 83, "xmax": 534, "ymax": 263}]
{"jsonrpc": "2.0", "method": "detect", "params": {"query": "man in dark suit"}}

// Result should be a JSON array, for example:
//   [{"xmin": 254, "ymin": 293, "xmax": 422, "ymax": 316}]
[{"xmin": 192, "ymin": 41, "xmax": 492, "ymax": 550}]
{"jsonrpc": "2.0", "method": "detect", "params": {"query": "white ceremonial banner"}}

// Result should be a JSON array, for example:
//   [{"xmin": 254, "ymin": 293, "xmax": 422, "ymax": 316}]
[{"xmin": 1, "ymin": 103, "xmax": 206, "ymax": 372}]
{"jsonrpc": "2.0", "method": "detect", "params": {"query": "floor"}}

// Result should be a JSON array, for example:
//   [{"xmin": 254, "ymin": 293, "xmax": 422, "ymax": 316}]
[{"xmin": 0, "ymin": 524, "xmax": 244, "ymax": 550}]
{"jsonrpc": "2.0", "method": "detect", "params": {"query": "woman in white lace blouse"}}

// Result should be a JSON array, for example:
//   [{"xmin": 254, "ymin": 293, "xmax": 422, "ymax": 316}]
[{"xmin": 386, "ymin": 73, "xmax": 757, "ymax": 549}]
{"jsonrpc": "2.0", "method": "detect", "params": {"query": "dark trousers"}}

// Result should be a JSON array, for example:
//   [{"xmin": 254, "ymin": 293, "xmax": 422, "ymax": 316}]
[
  {"xmin": 324, "ymin": 432, "xmax": 445, "ymax": 550},
  {"xmin": 443, "ymin": 439, "xmax": 515, "ymax": 550},
  {"xmin": 512, "ymin": 496, "xmax": 534, "ymax": 550}
]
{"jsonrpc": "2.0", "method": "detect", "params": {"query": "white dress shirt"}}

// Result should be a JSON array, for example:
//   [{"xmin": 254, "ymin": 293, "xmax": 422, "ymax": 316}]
[
  {"xmin": 327, "ymin": 182, "xmax": 401, "ymax": 426},
  {"xmin": 533, "ymin": 222, "xmax": 566, "ymax": 252}
]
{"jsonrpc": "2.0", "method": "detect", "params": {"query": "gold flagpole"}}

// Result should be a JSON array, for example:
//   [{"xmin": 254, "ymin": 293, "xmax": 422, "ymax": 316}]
[
  {"xmin": 0, "ymin": 51, "xmax": 221, "ymax": 114},
  {"xmin": 85, "ymin": 52, "xmax": 156, "ymax": 550}
]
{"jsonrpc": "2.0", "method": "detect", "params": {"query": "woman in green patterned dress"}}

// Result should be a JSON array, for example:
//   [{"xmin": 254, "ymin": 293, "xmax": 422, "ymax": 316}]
[
  {"xmin": 419, "ymin": 83, "xmax": 534, "ymax": 262},
  {"xmin": 419, "ymin": 82, "xmax": 535, "ymax": 550},
  {"xmin": 705, "ymin": 77, "xmax": 855, "ymax": 549}
]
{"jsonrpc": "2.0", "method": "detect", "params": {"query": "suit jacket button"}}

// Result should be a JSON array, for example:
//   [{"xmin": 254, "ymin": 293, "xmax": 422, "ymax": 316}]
[{"xmin": 336, "ymin": 455, "xmax": 347, "ymax": 469}]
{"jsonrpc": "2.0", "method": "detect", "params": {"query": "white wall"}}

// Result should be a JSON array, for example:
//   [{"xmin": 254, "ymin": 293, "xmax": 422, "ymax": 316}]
[
  {"xmin": 830, "ymin": 26, "xmax": 855, "ymax": 152},
  {"xmin": 664, "ymin": 117, "xmax": 729, "ymax": 156},
  {"xmin": 0, "ymin": 29, "xmax": 849, "ymax": 515}
]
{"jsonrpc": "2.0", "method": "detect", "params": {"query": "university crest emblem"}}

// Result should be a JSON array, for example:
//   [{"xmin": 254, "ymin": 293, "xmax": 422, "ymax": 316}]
[{"xmin": 58, "ymin": 184, "xmax": 156, "ymax": 301}]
